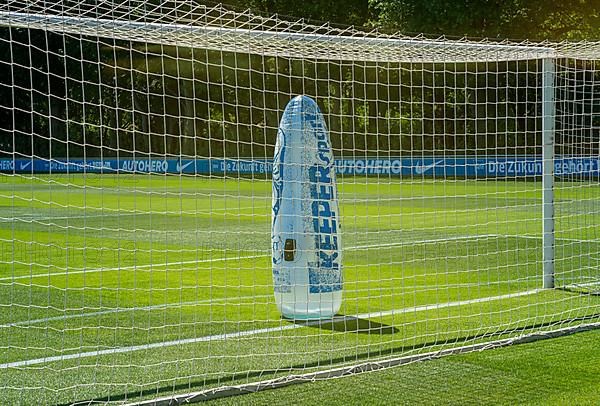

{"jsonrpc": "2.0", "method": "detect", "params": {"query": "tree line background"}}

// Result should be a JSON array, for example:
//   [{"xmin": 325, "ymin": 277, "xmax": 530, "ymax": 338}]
[{"xmin": 0, "ymin": 0, "xmax": 598, "ymax": 160}]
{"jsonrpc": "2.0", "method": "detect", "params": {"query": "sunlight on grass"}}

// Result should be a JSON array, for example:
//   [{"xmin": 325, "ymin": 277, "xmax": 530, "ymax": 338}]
[{"xmin": 0, "ymin": 174, "xmax": 599, "ymax": 404}]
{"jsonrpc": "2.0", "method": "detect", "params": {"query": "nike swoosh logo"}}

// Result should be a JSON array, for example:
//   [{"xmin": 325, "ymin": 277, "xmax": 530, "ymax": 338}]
[
  {"xmin": 176, "ymin": 161, "xmax": 194, "ymax": 172},
  {"xmin": 19, "ymin": 161, "xmax": 32, "ymax": 170},
  {"xmin": 414, "ymin": 160, "xmax": 443, "ymax": 174}
]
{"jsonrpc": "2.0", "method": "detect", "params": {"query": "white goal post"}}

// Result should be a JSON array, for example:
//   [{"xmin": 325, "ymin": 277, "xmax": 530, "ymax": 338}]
[
  {"xmin": 0, "ymin": 2, "xmax": 599, "ymax": 404},
  {"xmin": 542, "ymin": 58, "xmax": 555, "ymax": 289}
]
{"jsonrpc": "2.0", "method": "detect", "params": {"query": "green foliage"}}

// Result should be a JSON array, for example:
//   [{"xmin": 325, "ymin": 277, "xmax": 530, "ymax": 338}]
[
  {"xmin": 1, "ymin": 31, "xmax": 548, "ymax": 159},
  {"xmin": 221, "ymin": 0, "xmax": 372, "ymax": 27},
  {"xmin": 369, "ymin": 0, "xmax": 600, "ymax": 40},
  {"xmin": 1, "ymin": 1, "xmax": 598, "ymax": 161}
]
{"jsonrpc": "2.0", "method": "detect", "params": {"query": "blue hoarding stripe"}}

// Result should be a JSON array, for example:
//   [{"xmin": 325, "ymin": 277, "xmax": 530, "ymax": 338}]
[{"xmin": 1, "ymin": 157, "xmax": 599, "ymax": 177}]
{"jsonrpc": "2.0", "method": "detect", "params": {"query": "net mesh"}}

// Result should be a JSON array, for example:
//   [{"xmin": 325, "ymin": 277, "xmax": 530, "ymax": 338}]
[{"xmin": 0, "ymin": 1, "xmax": 599, "ymax": 404}]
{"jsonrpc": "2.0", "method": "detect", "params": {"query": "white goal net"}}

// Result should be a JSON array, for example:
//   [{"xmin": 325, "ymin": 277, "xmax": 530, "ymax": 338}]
[{"xmin": 0, "ymin": 1, "xmax": 599, "ymax": 404}]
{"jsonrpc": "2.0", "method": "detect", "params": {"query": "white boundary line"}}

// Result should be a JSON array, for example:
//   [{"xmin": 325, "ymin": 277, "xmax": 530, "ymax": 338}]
[
  {"xmin": 564, "ymin": 281, "xmax": 600, "ymax": 289},
  {"xmin": 0, "ymin": 295, "xmax": 271, "ymax": 328},
  {"xmin": 1, "ymin": 232, "xmax": 594, "ymax": 327},
  {"xmin": 0, "ymin": 205, "xmax": 263, "ymax": 222},
  {"xmin": 0, "ymin": 289, "xmax": 539, "ymax": 369},
  {"xmin": 4, "ymin": 232, "xmax": 595, "ymax": 283},
  {"xmin": 0, "ymin": 254, "xmax": 267, "ymax": 282},
  {"xmin": 130, "ymin": 321, "xmax": 600, "ymax": 405},
  {"xmin": 1, "ymin": 278, "xmax": 530, "ymax": 329},
  {"xmin": 0, "ymin": 213, "xmax": 139, "ymax": 222},
  {"xmin": 0, "ymin": 234, "xmax": 500, "ymax": 282},
  {"xmin": 355, "ymin": 289, "xmax": 539, "ymax": 319},
  {"xmin": 0, "ymin": 233, "xmax": 514, "ymax": 328}
]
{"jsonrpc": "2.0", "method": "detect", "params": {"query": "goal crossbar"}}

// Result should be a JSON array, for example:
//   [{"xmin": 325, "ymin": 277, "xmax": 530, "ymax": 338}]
[
  {"xmin": 0, "ymin": 10, "xmax": 557, "ymax": 63},
  {"xmin": 1, "ymin": 2, "xmax": 599, "ymax": 404}
]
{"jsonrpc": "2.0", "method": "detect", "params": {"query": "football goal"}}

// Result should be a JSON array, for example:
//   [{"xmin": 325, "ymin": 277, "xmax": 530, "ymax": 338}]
[{"xmin": 0, "ymin": 1, "xmax": 599, "ymax": 404}]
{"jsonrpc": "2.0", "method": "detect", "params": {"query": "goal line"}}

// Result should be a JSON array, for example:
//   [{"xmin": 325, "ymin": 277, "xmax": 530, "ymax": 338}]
[
  {"xmin": 0, "ymin": 289, "xmax": 541, "ymax": 370},
  {"xmin": 1, "ymin": 232, "xmax": 551, "ymax": 282},
  {"xmin": 129, "ymin": 321, "xmax": 600, "ymax": 406}
]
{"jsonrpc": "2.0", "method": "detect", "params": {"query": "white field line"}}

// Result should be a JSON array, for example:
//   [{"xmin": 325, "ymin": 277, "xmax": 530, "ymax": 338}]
[
  {"xmin": 0, "ymin": 233, "xmax": 589, "ymax": 327},
  {"xmin": 133, "ymin": 322, "xmax": 600, "ymax": 405},
  {"xmin": 0, "ymin": 306, "xmax": 172, "ymax": 328},
  {"xmin": 0, "ymin": 234, "xmax": 501, "ymax": 326},
  {"xmin": 564, "ymin": 281, "xmax": 600, "ymax": 289},
  {"xmin": 504, "ymin": 234, "xmax": 600, "ymax": 244},
  {"xmin": 0, "ymin": 234, "xmax": 500, "ymax": 283},
  {"xmin": 0, "ymin": 213, "xmax": 140, "ymax": 222},
  {"xmin": 0, "ymin": 205, "xmax": 263, "ymax": 222},
  {"xmin": 1, "ymin": 278, "xmax": 528, "ymax": 329},
  {"xmin": 0, "ymin": 295, "xmax": 269, "ymax": 328},
  {"xmin": 3, "ymin": 232, "xmax": 593, "ymax": 283},
  {"xmin": 0, "ymin": 254, "xmax": 267, "ymax": 282},
  {"xmin": 353, "ymin": 289, "xmax": 539, "ymax": 319},
  {"xmin": 0, "ymin": 289, "xmax": 540, "ymax": 369}
]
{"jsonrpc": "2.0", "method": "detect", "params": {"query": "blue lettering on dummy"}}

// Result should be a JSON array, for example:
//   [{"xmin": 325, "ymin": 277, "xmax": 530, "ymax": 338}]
[{"xmin": 308, "ymin": 159, "xmax": 342, "ymax": 293}]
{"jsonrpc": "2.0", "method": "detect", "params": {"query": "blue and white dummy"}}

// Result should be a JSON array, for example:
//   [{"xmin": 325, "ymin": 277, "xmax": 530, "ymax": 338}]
[{"xmin": 271, "ymin": 95, "xmax": 343, "ymax": 320}]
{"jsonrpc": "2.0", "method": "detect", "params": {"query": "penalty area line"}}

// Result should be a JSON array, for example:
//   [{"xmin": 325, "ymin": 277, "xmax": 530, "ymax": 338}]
[
  {"xmin": 2, "ymin": 280, "xmax": 531, "ymax": 328},
  {"xmin": 0, "ymin": 205, "xmax": 262, "ymax": 223},
  {"xmin": 0, "ymin": 289, "xmax": 540, "ymax": 369},
  {"xmin": 0, "ymin": 254, "xmax": 267, "ymax": 282},
  {"xmin": 1, "ymin": 233, "xmax": 500, "ymax": 282},
  {"xmin": 0, "ymin": 294, "xmax": 271, "ymax": 328},
  {"xmin": 131, "ymin": 321, "xmax": 600, "ymax": 405}
]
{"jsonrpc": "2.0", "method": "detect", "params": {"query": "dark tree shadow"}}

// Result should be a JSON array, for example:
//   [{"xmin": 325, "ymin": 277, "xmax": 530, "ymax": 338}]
[
  {"xmin": 65, "ymin": 312, "xmax": 600, "ymax": 406},
  {"xmin": 292, "ymin": 315, "xmax": 398, "ymax": 335},
  {"xmin": 557, "ymin": 286, "xmax": 600, "ymax": 296}
]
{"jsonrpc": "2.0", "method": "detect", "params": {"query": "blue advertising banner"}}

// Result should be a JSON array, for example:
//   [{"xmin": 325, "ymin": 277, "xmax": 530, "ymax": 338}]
[{"xmin": 1, "ymin": 156, "xmax": 599, "ymax": 177}]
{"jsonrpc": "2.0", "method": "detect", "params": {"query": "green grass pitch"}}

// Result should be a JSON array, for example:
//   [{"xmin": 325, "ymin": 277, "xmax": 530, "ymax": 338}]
[
  {"xmin": 0, "ymin": 173, "xmax": 599, "ymax": 404},
  {"xmin": 211, "ymin": 328, "xmax": 600, "ymax": 405}
]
